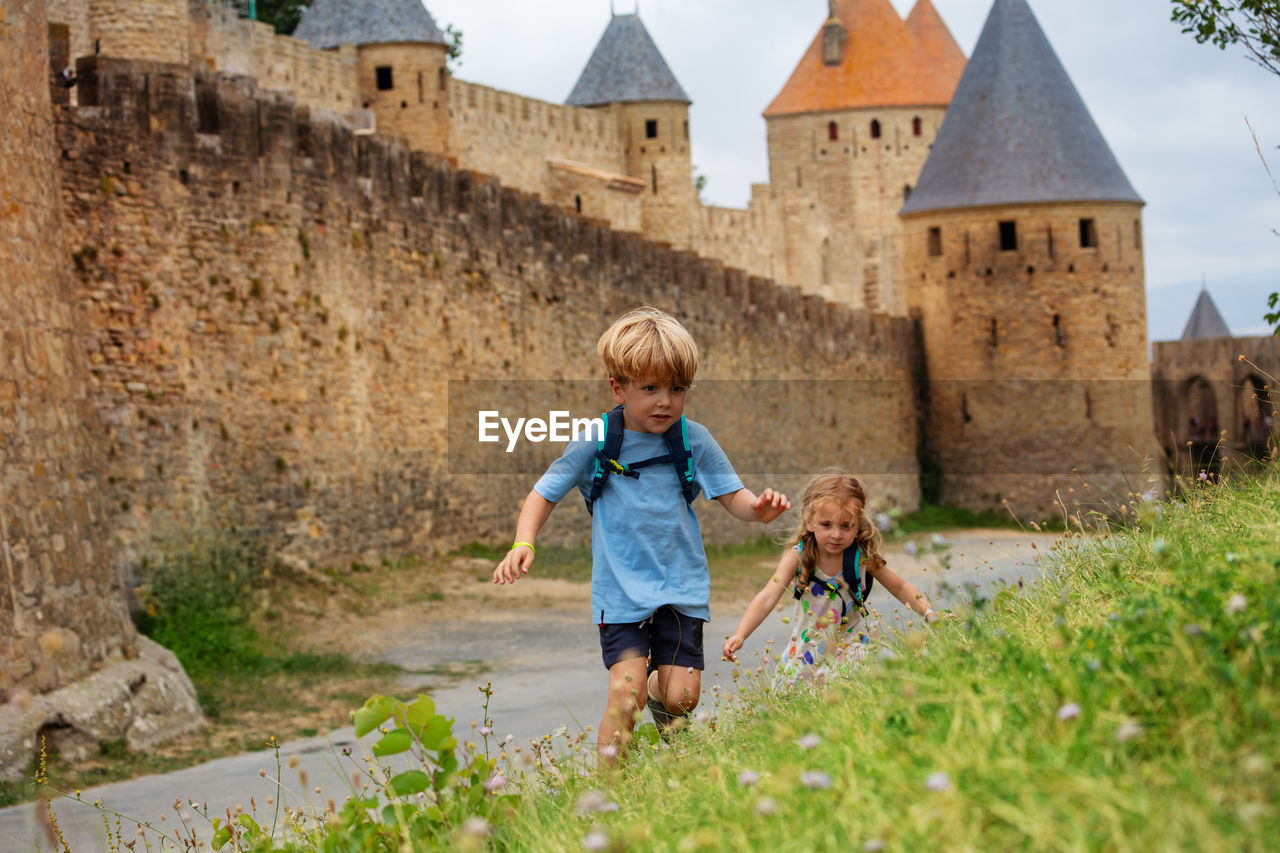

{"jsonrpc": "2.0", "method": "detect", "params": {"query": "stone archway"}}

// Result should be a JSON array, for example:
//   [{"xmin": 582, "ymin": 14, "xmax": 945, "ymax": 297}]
[{"xmin": 1183, "ymin": 375, "xmax": 1218, "ymax": 443}]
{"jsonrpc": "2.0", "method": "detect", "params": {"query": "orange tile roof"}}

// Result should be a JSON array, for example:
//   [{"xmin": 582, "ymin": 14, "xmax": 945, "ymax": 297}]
[
  {"xmin": 906, "ymin": 0, "xmax": 967, "ymax": 89},
  {"xmin": 764, "ymin": 0, "xmax": 966, "ymax": 117}
]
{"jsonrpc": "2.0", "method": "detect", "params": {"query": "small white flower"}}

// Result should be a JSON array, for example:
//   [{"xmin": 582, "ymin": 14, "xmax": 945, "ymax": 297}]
[
  {"xmin": 1183, "ymin": 623, "xmax": 1203, "ymax": 637},
  {"xmin": 599, "ymin": 744, "xmax": 618, "ymax": 759},
  {"xmin": 1140, "ymin": 490, "xmax": 1156, "ymax": 503},
  {"xmin": 1226, "ymin": 594, "xmax": 1247, "ymax": 614},
  {"xmin": 865, "ymin": 840, "xmax": 886, "ymax": 852},
  {"xmin": 478, "ymin": 726, "xmax": 492, "ymax": 736},
  {"xmin": 797, "ymin": 733, "xmax": 821, "ymax": 749},
  {"xmin": 695, "ymin": 709, "xmax": 714, "ymax": 724},
  {"xmin": 582, "ymin": 828, "xmax": 609, "ymax": 851},
  {"xmin": 576, "ymin": 790, "xmax": 608, "ymax": 815},
  {"xmin": 1087, "ymin": 658, "xmax": 1101, "ymax": 672},
  {"xmin": 1056, "ymin": 702, "xmax": 1081, "ymax": 721},
  {"xmin": 1225, "ymin": 552, "xmax": 1239, "ymax": 564},
  {"xmin": 737, "ymin": 770, "xmax": 759, "ymax": 787},
  {"xmin": 1116, "ymin": 720, "xmax": 1143, "ymax": 743},
  {"xmin": 483, "ymin": 773, "xmax": 506, "ymax": 793},
  {"xmin": 925, "ymin": 771, "xmax": 950, "ymax": 792},
  {"xmin": 801, "ymin": 770, "xmax": 832, "ymax": 789},
  {"xmin": 755, "ymin": 796, "xmax": 778, "ymax": 816},
  {"xmin": 503, "ymin": 734, "xmax": 515, "ymax": 744},
  {"xmin": 903, "ymin": 541, "xmax": 918, "ymax": 557},
  {"xmin": 463, "ymin": 817, "xmax": 491, "ymax": 837},
  {"xmin": 875, "ymin": 512, "xmax": 893, "ymax": 532},
  {"xmin": 931, "ymin": 533, "xmax": 947, "ymax": 546},
  {"xmin": 1152, "ymin": 539, "xmax": 1169, "ymax": 557}
]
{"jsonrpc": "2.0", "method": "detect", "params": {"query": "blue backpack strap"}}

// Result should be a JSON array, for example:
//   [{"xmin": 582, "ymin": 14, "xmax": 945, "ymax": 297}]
[
  {"xmin": 660, "ymin": 415, "xmax": 697, "ymax": 506},
  {"xmin": 841, "ymin": 546, "xmax": 874, "ymax": 609},
  {"xmin": 584, "ymin": 406, "xmax": 632, "ymax": 515}
]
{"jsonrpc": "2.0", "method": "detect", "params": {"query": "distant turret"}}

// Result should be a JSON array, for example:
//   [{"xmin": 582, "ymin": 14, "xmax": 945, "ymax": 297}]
[
  {"xmin": 901, "ymin": 0, "xmax": 1156, "ymax": 514},
  {"xmin": 567, "ymin": 12, "xmax": 695, "ymax": 247},
  {"xmin": 295, "ymin": 0, "xmax": 451, "ymax": 154}
]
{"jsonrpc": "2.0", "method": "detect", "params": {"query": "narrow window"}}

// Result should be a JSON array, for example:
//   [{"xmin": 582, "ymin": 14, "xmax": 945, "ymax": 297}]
[
  {"xmin": 912, "ymin": 116, "xmax": 922, "ymax": 137},
  {"xmin": 927, "ymin": 227, "xmax": 942, "ymax": 257},
  {"xmin": 575, "ymin": 195, "xmax": 582, "ymax": 213},
  {"xmin": 796, "ymin": 167, "xmax": 802, "ymax": 188},
  {"xmin": 418, "ymin": 71, "xmax": 424, "ymax": 103},
  {"xmin": 1134, "ymin": 219, "xmax": 1142, "ymax": 250},
  {"xmin": 1047, "ymin": 226, "xmax": 1055, "ymax": 259},
  {"xmin": 828, "ymin": 121, "xmax": 838, "ymax": 141},
  {"xmin": 903, "ymin": 185, "xmax": 912, "ymax": 204},
  {"xmin": 870, "ymin": 119, "xmax": 881, "ymax": 139},
  {"xmin": 683, "ymin": 120, "xmax": 689, "ymax": 139},
  {"xmin": 375, "ymin": 66, "xmax": 393, "ymax": 91},
  {"xmin": 962, "ymin": 393, "xmax": 972, "ymax": 423},
  {"xmin": 645, "ymin": 119, "xmax": 658, "ymax": 139},
  {"xmin": 1053, "ymin": 314, "xmax": 1064, "ymax": 347},
  {"xmin": 1084, "ymin": 388, "xmax": 1093, "ymax": 420},
  {"xmin": 999, "ymin": 220, "xmax": 1018, "ymax": 252},
  {"xmin": 651, "ymin": 164, "xmax": 658, "ymax": 194},
  {"xmin": 964, "ymin": 230, "xmax": 971, "ymax": 266},
  {"xmin": 438, "ymin": 67, "xmax": 446, "ymax": 91},
  {"xmin": 990, "ymin": 318, "xmax": 999, "ymax": 349},
  {"xmin": 1079, "ymin": 217, "xmax": 1098, "ymax": 249}
]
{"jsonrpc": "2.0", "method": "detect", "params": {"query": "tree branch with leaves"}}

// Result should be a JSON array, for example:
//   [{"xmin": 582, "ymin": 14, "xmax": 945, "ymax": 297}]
[{"xmin": 1170, "ymin": 1, "xmax": 1280, "ymax": 76}]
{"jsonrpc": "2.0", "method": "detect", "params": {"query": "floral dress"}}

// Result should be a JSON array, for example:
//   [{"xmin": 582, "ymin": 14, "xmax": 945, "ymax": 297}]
[{"xmin": 773, "ymin": 546, "xmax": 878, "ymax": 688}]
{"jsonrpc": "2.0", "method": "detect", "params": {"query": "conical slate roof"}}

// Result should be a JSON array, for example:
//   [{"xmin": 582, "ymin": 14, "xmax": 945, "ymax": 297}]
[
  {"xmin": 1181, "ymin": 289, "xmax": 1232, "ymax": 340},
  {"xmin": 293, "ymin": 0, "xmax": 446, "ymax": 49},
  {"xmin": 566, "ymin": 14, "xmax": 690, "ymax": 107},
  {"xmin": 900, "ymin": 0, "xmax": 1141, "ymax": 215},
  {"xmin": 764, "ymin": 0, "xmax": 964, "ymax": 117}
]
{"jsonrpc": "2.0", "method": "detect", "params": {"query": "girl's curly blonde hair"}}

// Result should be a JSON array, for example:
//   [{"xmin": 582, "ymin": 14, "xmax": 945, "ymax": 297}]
[{"xmin": 785, "ymin": 469, "xmax": 886, "ymax": 589}]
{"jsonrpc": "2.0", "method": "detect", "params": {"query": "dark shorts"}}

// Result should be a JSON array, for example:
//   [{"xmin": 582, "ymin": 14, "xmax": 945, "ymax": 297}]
[{"xmin": 599, "ymin": 605, "xmax": 705, "ymax": 671}]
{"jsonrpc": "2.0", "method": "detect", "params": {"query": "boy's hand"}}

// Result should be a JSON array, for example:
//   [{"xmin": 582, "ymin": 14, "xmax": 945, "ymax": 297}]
[
  {"xmin": 751, "ymin": 488, "xmax": 791, "ymax": 524},
  {"xmin": 722, "ymin": 634, "xmax": 744, "ymax": 663},
  {"xmin": 493, "ymin": 544, "xmax": 534, "ymax": 585}
]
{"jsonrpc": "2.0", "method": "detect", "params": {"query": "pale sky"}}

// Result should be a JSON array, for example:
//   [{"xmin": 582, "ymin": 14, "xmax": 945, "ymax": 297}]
[{"xmin": 419, "ymin": 0, "xmax": 1279, "ymax": 341}]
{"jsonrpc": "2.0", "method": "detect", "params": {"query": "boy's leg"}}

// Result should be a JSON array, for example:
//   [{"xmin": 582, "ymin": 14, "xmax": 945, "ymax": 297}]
[
  {"xmin": 646, "ymin": 606, "xmax": 704, "ymax": 732},
  {"xmin": 599, "ymin": 657, "xmax": 649, "ymax": 762}
]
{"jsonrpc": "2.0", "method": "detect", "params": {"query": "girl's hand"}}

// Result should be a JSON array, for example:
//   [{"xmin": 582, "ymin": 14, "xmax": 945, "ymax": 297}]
[
  {"xmin": 751, "ymin": 488, "xmax": 791, "ymax": 524},
  {"xmin": 722, "ymin": 634, "xmax": 744, "ymax": 663},
  {"xmin": 493, "ymin": 544, "xmax": 534, "ymax": 584}
]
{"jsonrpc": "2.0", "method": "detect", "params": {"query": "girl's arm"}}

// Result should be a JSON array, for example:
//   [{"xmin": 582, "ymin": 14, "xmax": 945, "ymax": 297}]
[
  {"xmin": 492, "ymin": 490, "xmax": 557, "ymax": 584},
  {"xmin": 722, "ymin": 549, "xmax": 799, "ymax": 662},
  {"xmin": 717, "ymin": 487, "xmax": 791, "ymax": 523},
  {"xmin": 867, "ymin": 564, "xmax": 938, "ymax": 621}
]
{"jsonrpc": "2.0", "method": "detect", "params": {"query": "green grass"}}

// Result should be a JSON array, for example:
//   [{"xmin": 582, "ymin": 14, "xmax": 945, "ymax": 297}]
[
  {"xmin": 888, "ymin": 500, "xmax": 1028, "ymax": 536},
  {"xmin": 486, "ymin": 469, "xmax": 1280, "ymax": 851}
]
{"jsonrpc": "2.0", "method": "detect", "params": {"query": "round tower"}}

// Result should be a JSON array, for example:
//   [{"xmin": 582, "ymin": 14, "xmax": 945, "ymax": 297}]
[
  {"xmin": 900, "ymin": 0, "xmax": 1157, "ymax": 517},
  {"xmin": 763, "ymin": 0, "xmax": 965, "ymax": 312},
  {"xmin": 294, "ymin": 0, "xmax": 451, "ymax": 155},
  {"xmin": 86, "ymin": 0, "xmax": 189, "ymax": 64},
  {"xmin": 566, "ymin": 12, "xmax": 695, "ymax": 248}
]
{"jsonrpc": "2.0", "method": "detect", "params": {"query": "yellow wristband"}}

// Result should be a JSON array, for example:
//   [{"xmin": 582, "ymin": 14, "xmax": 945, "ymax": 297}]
[{"xmin": 512, "ymin": 541, "xmax": 535, "ymax": 555}]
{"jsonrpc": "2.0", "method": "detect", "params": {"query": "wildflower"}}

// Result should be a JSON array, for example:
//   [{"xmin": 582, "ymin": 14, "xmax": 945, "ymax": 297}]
[
  {"xmin": 1226, "ymin": 594, "xmax": 1247, "ymax": 614},
  {"xmin": 925, "ymin": 771, "xmax": 950, "ymax": 792},
  {"xmin": 755, "ymin": 796, "xmax": 778, "ymax": 816},
  {"xmin": 287, "ymin": 755, "xmax": 299, "ymax": 769},
  {"xmin": 930, "ymin": 533, "xmax": 947, "ymax": 546},
  {"xmin": 576, "ymin": 791, "xmax": 613, "ymax": 815},
  {"xmin": 903, "ymin": 540, "xmax": 918, "ymax": 557},
  {"xmin": 737, "ymin": 770, "xmax": 759, "ymax": 787},
  {"xmin": 1183, "ymin": 623, "xmax": 1203, "ymax": 637},
  {"xmin": 797, "ymin": 733, "xmax": 821, "ymax": 750},
  {"xmin": 801, "ymin": 771, "xmax": 832, "ymax": 790},
  {"xmin": 1198, "ymin": 470, "xmax": 1208, "ymax": 481},
  {"xmin": 1116, "ymin": 720, "xmax": 1143, "ymax": 743},
  {"xmin": 1152, "ymin": 539, "xmax": 1169, "ymax": 557},
  {"xmin": 865, "ymin": 840, "xmax": 886, "ymax": 852},
  {"xmin": 599, "ymin": 744, "xmax": 618, "ymax": 759},
  {"xmin": 1056, "ymin": 702, "xmax": 1081, "ymax": 721},
  {"xmin": 582, "ymin": 828, "xmax": 610, "ymax": 851},
  {"xmin": 1225, "ymin": 552, "xmax": 1239, "ymax": 563},
  {"xmin": 874, "ymin": 512, "xmax": 893, "ymax": 532},
  {"xmin": 1140, "ymin": 490, "xmax": 1156, "ymax": 503},
  {"xmin": 479, "ymin": 726, "xmax": 492, "ymax": 736},
  {"xmin": 463, "ymin": 817, "xmax": 491, "ymax": 838},
  {"xmin": 484, "ymin": 774, "xmax": 507, "ymax": 793},
  {"xmin": 504, "ymin": 734, "xmax": 515, "ymax": 744}
]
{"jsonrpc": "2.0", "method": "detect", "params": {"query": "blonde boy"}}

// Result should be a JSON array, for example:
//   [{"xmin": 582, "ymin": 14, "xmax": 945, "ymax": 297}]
[{"xmin": 493, "ymin": 307, "xmax": 789, "ymax": 761}]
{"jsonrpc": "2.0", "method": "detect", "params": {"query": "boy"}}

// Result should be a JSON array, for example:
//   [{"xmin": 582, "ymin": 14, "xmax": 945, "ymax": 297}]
[{"xmin": 492, "ymin": 307, "xmax": 789, "ymax": 761}]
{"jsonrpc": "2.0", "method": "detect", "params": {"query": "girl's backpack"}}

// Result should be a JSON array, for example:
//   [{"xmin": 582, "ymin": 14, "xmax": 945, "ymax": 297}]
[{"xmin": 793, "ymin": 544, "xmax": 875, "ymax": 621}]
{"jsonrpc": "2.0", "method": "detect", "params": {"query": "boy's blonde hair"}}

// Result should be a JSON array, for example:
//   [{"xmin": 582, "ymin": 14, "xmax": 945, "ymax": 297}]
[
  {"xmin": 597, "ymin": 307, "xmax": 699, "ymax": 387},
  {"xmin": 786, "ymin": 469, "xmax": 886, "ymax": 588}
]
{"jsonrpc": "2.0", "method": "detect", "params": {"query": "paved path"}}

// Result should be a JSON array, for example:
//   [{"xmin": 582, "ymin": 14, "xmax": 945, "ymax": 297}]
[{"xmin": 0, "ymin": 530, "xmax": 1057, "ymax": 851}]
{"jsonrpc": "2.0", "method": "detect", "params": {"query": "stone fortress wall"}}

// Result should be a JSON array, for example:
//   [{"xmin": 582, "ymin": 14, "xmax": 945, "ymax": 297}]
[{"xmin": 58, "ymin": 55, "xmax": 922, "ymax": 585}]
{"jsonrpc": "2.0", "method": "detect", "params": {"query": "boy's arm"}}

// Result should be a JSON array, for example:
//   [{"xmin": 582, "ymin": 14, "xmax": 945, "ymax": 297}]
[
  {"xmin": 723, "ymin": 549, "xmax": 798, "ymax": 662},
  {"xmin": 492, "ymin": 490, "xmax": 557, "ymax": 585},
  {"xmin": 716, "ymin": 487, "xmax": 791, "ymax": 523},
  {"xmin": 867, "ymin": 564, "xmax": 937, "ymax": 621}
]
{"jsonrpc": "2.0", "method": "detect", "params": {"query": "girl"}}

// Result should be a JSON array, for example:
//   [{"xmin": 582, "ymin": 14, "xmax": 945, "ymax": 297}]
[{"xmin": 722, "ymin": 471, "xmax": 938, "ymax": 684}]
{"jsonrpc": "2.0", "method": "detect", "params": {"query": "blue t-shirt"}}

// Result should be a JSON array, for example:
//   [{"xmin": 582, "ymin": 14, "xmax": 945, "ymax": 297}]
[{"xmin": 534, "ymin": 419, "xmax": 743, "ymax": 624}]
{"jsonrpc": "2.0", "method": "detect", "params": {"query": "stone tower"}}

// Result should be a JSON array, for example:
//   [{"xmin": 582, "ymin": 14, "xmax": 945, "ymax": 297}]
[
  {"xmin": 763, "ymin": 0, "xmax": 964, "ymax": 312},
  {"xmin": 567, "ymin": 12, "xmax": 696, "ymax": 248},
  {"xmin": 84, "ymin": 0, "xmax": 189, "ymax": 64},
  {"xmin": 0, "ymin": 0, "xmax": 200, "ymax": 781},
  {"xmin": 900, "ymin": 0, "xmax": 1157, "ymax": 515},
  {"xmin": 294, "ymin": 0, "xmax": 450, "ymax": 155}
]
